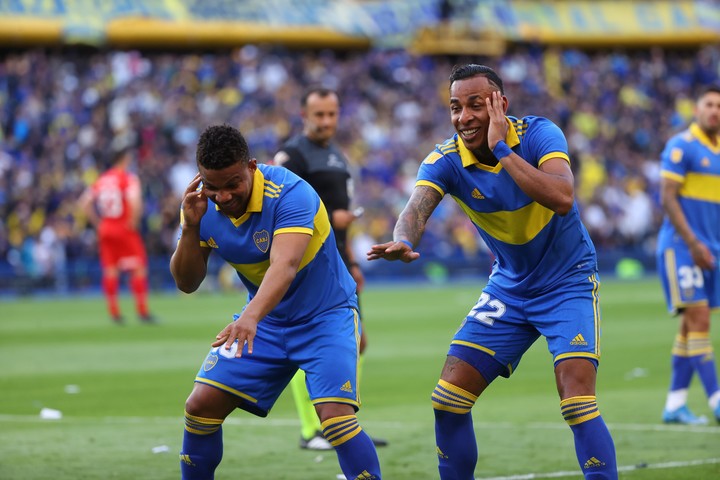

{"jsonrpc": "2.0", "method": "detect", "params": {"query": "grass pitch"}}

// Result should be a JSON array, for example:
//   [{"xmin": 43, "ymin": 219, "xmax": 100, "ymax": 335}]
[{"xmin": 1, "ymin": 278, "xmax": 719, "ymax": 479}]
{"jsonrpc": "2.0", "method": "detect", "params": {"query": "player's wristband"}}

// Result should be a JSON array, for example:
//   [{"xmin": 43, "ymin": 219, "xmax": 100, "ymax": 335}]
[
  {"xmin": 492, "ymin": 141, "xmax": 513, "ymax": 159},
  {"xmin": 398, "ymin": 239, "xmax": 413, "ymax": 249}
]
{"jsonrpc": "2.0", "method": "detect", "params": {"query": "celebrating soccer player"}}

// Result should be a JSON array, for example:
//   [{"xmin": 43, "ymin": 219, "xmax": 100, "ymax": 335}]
[
  {"xmin": 368, "ymin": 64, "xmax": 618, "ymax": 479},
  {"xmin": 171, "ymin": 124, "xmax": 381, "ymax": 479}
]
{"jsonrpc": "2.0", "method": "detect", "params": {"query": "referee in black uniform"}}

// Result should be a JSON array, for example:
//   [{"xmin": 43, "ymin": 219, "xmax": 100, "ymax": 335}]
[{"xmin": 274, "ymin": 87, "xmax": 387, "ymax": 450}]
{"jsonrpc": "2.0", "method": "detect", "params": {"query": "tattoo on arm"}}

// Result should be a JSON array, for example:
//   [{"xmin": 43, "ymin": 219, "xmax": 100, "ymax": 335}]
[{"xmin": 394, "ymin": 186, "xmax": 442, "ymax": 246}]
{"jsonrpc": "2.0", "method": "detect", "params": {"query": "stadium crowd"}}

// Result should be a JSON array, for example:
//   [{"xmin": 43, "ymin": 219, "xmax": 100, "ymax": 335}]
[{"xmin": 1, "ymin": 44, "xmax": 719, "ymax": 290}]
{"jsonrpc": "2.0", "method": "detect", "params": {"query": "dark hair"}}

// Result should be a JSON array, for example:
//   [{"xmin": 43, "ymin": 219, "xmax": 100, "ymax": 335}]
[
  {"xmin": 196, "ymin": 124, "xmax": 250, "ymax": 170},
  {"xmin": 301, "ymin": 86, "xmax": 338, "ymax": 107},
  {"xmin": 449, "ymin": 64, "xmax": 504, "ymax": 94},
  {"xmin": 699, "ymin": 84, "xmax": 720, "ymax": 98},
  {"xmin": 109, "ymin": 146, "xmax": 131, "ymax": 167}
]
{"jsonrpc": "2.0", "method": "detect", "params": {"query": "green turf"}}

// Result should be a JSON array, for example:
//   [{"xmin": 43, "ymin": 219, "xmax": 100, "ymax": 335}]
[{"xmin": 1, "ymin": 279, "xmax": 719, "ymax": 479}]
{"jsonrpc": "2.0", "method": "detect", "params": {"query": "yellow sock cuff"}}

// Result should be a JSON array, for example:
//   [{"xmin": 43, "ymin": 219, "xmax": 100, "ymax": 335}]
[
  {"xmin": 184, "ymin": 411, "xmax": 223, "ymax": 435},
  {"xmin": 321, "ymin": 415, "xmax": 361, "ymax": 447},
  {"xmin": 672, "ymin": 334, "xmax": 688, "ymax": 356},
  {"xmin": 431, "ymin": 379, "xmax": 477, "ymax": 414},
  {"xmin": 560, "ymin": 396, "xmax": 600, "ymax": 425},
  {"xmin": 687, "ymin": 332, "xmax": 713, "ymax": 356}
]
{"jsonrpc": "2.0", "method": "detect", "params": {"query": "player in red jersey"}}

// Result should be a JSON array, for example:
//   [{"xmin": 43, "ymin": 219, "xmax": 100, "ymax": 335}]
[{"xmin": 79, "ymin": 147, "xmax": 155, "ymax": 324}]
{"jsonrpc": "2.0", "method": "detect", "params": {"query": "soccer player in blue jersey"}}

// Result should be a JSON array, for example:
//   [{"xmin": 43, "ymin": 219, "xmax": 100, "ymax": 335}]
[
  {"xmin": 170, "ymin": 124, "xmax": 381, "ymax": 479},
  {"xmin": 657, "ymin": 85, "xmax": 720, "ymax": 426},
  {"xmin": 368, "ymin": 64, "xmax": 617, "ymax": 479}
]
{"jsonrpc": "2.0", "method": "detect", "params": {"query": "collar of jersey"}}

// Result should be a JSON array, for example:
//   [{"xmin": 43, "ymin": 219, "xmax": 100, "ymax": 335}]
[
  {"xmin": 459, "ymin": 117, "xmax": 520, "ymax": 171},
  {"xmin": 215, "ymin": 167, "xmax": 265, "ymax": 227},
  {"xmin": 689, "ymin": 123, "xmax": 720, "ymax": 154}
]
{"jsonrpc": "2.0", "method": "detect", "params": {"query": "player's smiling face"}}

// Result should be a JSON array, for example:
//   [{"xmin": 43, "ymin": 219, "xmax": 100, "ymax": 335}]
[
  {"xmin": 450, "ymin": 75, "xmax": 504, "ymax": 153},
  {"xmin": 199, "ymin": 159, "xmax": 257, "ymax": 218}
]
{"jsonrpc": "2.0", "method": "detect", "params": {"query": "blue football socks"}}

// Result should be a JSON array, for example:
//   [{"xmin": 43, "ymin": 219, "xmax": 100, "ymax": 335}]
[
  {"xmin": 322, "ymin": 415, "xmax": 381, "ymax": 479},
  {"xmin": 180, "ymin": 411, "xmax": 224, "ymax": 480},
  {"xmin": 561, "ymin": 396, "xmax": 617, "ymax": 479},
  {"xmin": 432, "ymin": 379, "xmax": 478, "ymax": 480}
]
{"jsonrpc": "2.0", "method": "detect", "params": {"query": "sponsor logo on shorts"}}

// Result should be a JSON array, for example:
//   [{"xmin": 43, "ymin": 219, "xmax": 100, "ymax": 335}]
[
  {"xmin": 570, "ymin": 333, "xmax": 588, "ymax": 346},
  {"xmin": 340, "ymin": 380, "xmax": 353, "ymax": 393}
]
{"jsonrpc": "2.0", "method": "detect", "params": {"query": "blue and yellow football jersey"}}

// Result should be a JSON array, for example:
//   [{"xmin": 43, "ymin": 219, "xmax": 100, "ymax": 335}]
[
  {"xmin": 188, "ymin": 163, "xmax": 358, "ymax": 323},
  {"xmin": 417, "ymin": 115, "xmax": 597, "ymax": 296},
  {"xmin": 658, "ymin": 123, "xmax": 720, "ymax": 252},
  {"xmin": 657, "ymin": 123, "xmax": 720, "ymax": 313}
]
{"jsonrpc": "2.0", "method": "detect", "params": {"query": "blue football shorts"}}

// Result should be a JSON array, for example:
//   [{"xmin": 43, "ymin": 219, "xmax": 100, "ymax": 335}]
[
  {"xmin": 194, "ymin": 307, "xmax": 361, "ymax": 417},
  {"xmin": 449, "ymin": 271, "xmax": 602, "ymax": 380},
  {"xmin": 657, "ymin": 241, "xmax": 720, "ymax": 314}
]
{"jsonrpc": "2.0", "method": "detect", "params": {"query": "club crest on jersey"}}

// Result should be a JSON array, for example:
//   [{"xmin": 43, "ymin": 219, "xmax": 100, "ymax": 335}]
[
  {"xmin": 203, "ymin": 353, "xmax": 219, "ymax": 372},
  {"xmin": 670, "ymin": 148, "xmax": 683, "ymax": 163},
  {"xmin": 254, "ymin": 230, "xmax": 270, "ymax": 253}
]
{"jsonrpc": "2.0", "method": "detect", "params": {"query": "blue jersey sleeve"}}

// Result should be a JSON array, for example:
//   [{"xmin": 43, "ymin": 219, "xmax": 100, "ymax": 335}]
[
  {"xmin": 660, "ymin": 135, "xmax": 689, "ymax": 179},
  {"xmin": 522, "ymin": 117, "xmax": 570, "ymax": 167},
  {"xmin": 416, "ymin": 147, "xmax": 453, "ymax": 196},
  {"xmin": 274, "ymin": 179, "xmax": 317, "ymax": 233}
]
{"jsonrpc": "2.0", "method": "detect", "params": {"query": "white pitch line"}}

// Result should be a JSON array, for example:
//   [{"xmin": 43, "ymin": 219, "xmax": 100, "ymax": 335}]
[
  {"xmin": 0, "ymin": 414, "xmax": 718, "ymax": 435},
  {"xmin": 476, "ymin": 457, "xmax": 720, "ymax": 480}
]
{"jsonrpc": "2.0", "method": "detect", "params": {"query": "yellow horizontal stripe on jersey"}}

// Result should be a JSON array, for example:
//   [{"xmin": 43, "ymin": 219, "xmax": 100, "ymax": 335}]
[
  {"xmin": 454, "ymin": 198, "xmax": 555, "ymax": 245},
  {"xmin": 227, "ymin": 205, "xmax": 330, "ymax": 286},
  {"xmin": 679, "ymin": 172, "xmax": 720, "ymax": 203},
  {"xmin": 227, "ymin": 258, "xmax": 268, "ymax": 287}
]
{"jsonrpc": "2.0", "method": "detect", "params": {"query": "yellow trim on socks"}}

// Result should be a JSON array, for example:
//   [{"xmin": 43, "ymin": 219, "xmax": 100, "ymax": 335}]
[{"xmin": 560, "ymin": 395, "xmax": 600, "ymax": 426}]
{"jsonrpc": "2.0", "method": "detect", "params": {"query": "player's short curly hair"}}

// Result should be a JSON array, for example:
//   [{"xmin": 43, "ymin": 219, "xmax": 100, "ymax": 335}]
[
  {"xmin": 196, "ymin": 124, "xmax": 250, "ymax": 170},
  {"xmin": 449, "ymin": 64, "xmax": 504, "ymax": 94}
]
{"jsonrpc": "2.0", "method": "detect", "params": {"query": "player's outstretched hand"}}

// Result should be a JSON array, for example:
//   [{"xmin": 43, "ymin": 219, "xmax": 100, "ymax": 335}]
[
  {"xmin": 367, "ymin": 241, "xmax": 420, "ymax": 263},
  {"xmin": 181, "ymin": 173, "xmax": 208, "ymax": 227},
  {"xmin": 212, "ymin": 316, "xmax": 257, "ymax": 358}
]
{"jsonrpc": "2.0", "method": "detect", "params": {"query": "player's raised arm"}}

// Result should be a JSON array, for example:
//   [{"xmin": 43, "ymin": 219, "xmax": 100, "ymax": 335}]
[
  {"xmin": 485, "ymin": 91, "xmax": 574, "ymax": 215},
  {"xmin": 367, "ymin": 185, "xmax": 441, "ymax": 263},
  {"xmin": 170, "ymin": 173, "xmax": 211, "ymax": 293}
]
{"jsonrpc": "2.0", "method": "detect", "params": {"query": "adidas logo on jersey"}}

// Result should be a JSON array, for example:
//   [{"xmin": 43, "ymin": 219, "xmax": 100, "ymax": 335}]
[
  {"xmin": 471, "ymin": 188, "xmax": 485, "ymax": 199},
  {"xmin": 583, "ymin": 456, "xmax": 605, "ymax": 469},
  {"xmin": 207, "ymin": 237, "xmax": 219, "ymax": 248},
  {"xmin": 570, "ymin": 333, "xmax": 588, "ymax": 346},
  {"xmin": 340, "ymin": 381, "xmax": 353, "ymax": 393}
]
